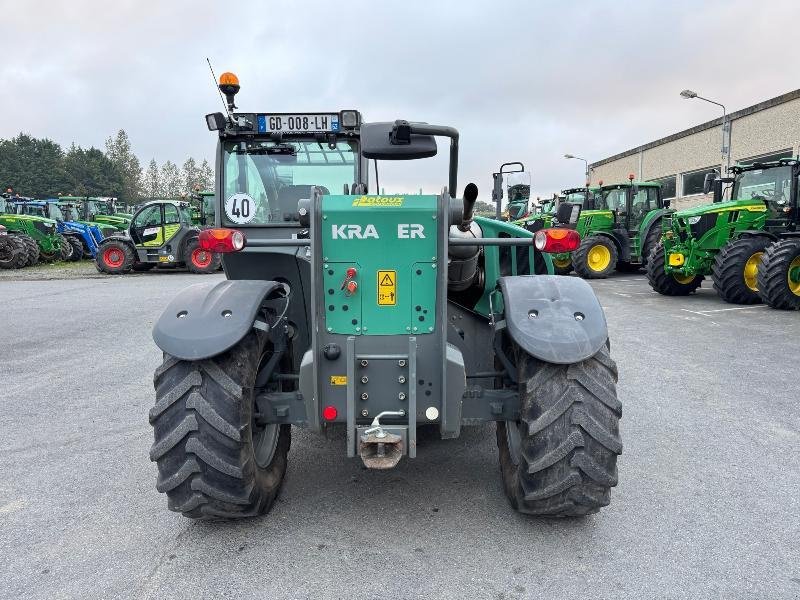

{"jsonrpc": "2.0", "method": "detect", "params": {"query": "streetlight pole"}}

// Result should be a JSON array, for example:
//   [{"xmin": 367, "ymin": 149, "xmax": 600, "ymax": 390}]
[
  {"xmin": 564, "ymin": 154, "xmax": 590, "ymax": 185},
  {"xmin": 680, "ymin": 89, "xmax": 730, "ymax": 172}
]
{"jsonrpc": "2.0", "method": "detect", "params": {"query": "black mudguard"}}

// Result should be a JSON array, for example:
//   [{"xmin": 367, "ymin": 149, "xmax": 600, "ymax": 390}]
[
  {"xmin": 152, "ymin": 279, "xmax": 286, "ymax": 361},
  {"xmin": 498, "ymin": 275, "xmax": 608, "ymax": 365}
]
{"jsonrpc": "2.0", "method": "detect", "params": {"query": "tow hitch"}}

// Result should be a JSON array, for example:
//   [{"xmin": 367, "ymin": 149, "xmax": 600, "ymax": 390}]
[{"xmin": 359, "ymin": 411, "xmax": 405, "ymax": 469}]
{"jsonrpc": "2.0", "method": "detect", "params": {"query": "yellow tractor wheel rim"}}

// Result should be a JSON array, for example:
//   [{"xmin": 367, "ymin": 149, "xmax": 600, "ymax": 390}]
[
  {"xmin": 553, "ymin": 257, "xmax": 572, "ymax": 268},
  {"xmin": 673, "ymin": 273, "xmax": 696, "ymax": 284},
  {"xmin": 743, "ymin": 252, "xmax": 763, "ymax": 291},
  {"xmin": 587, "ymin": 245, "xmax": 611, "ymax": 271},
  {"xmin": 788, "ymin": 257, "xmax": 800, "ymax": 296}
]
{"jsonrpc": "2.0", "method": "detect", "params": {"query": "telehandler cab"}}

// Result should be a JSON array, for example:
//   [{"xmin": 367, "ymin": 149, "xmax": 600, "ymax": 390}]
[{"xmin": 147, "ymin": 72, "xmax": 621, "ymax": 520}]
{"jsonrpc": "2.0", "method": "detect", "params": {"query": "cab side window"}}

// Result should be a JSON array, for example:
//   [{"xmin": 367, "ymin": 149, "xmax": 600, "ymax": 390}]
[
  {"xmin": 163, "ymin": 204, "xmax": 180, "ymax": 224},
  {"xmin": 134, "ymin": 206, "xmax": 162, "ymax": 228}
]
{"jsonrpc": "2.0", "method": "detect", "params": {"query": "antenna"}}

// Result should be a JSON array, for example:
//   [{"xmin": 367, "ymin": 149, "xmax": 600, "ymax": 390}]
[{"xmin": 206, "ymin": 58, "xmax": 230, "ymax": 118}]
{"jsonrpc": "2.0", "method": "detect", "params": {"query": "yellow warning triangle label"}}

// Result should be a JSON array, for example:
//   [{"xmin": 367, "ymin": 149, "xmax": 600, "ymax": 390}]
[{"xmin": 379, "ymin": 273, "xmax": 394, "ymax": 286}]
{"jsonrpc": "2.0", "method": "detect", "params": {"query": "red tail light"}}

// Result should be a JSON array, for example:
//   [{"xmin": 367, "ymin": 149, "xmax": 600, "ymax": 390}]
[
  {"xmin": 198, "ymin": 228, "xmax": 246, "ymax": 253},
  {"xmin": 534, "ymin": 228, "xmax": 581, "ymax": 253}
]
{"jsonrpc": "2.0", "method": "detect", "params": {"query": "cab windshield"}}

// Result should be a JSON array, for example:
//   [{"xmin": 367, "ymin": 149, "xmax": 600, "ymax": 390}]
[
  {"xmin": 732, "ymin": 166, "xmax": 792, "ymax": 205},
  {"xmin": 60, "ymin": 206, "xmax": 79, "ymax": 221},
  {"xmin": 598, "ymin": 188, "xmax": 627, "ymax": 211},
  {"xmin": 563, "ymin": 191, "xmax": 587, "ymax": 204},
  {"xmin": 223, "ymin": 139, "xmax": 358, "ymax": 225}
]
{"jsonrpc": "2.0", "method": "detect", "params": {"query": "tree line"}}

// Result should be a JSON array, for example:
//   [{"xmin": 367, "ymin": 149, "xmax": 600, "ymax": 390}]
[{"xmin": 0, "ymin": 130, "xmax": 213, "ymax": 201}]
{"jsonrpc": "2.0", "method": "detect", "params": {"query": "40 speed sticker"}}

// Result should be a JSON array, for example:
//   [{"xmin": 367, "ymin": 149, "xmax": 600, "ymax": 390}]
[{"xmin": 225, "ymin": 193, "xmax": 256, "ymax": 224}]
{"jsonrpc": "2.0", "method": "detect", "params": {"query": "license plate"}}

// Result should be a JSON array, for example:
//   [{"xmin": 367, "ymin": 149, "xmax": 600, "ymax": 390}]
[{"xmin": 258, "ymin": 114, "xmax": 339, "ymax": 133}]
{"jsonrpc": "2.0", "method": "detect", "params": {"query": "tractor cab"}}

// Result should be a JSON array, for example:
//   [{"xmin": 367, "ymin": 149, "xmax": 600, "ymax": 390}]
[
  {"xmin": 597, "ymin": 179, "xmax": 663, "ymax": 238},
  {"xmin": 562, "ymin": 186, "xmax": 600, "ymax": 210},
  {"xmin": 728, "ymin": 159, "xmax": 799, "ymax": 233}
]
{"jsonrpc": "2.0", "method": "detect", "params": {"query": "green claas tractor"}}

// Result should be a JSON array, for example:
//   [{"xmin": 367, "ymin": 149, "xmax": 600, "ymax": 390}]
[
  {"xmin": 558, "ymin": 178, "xmax": 666, "ymax": 278},
  {"xmin": 95, "ymin": 200, "xmax": 221, "ymax": 274},
  {"xmin": 0, "ymin": 194, "xmax": 62, "ymax": 264},
  {"xmin": 146, "ymin": 72, "xmax": 622, "ymax": 520},
  {"xmin": 648, "ymin": 158, "xmax": 799, "ymax": 304}
]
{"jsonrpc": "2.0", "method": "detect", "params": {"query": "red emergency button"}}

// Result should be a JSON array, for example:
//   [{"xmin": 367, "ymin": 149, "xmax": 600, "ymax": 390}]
[
  {"xmin": 346, "ymin": 267, "xmax": 357, "ymax": 279},
  {"xmin": 345, "ymin": 280, "xmax": 358, "ymax": 295}
]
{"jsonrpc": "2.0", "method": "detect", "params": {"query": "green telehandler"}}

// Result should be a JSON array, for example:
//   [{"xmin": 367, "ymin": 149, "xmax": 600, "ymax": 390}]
[
  {"xmin": 146, "ymin": 72, "xmax": 621, "ymax": 520},
  {"xmin": 647, "ymin": 157, "xmax": 799, "ymax": 304}
]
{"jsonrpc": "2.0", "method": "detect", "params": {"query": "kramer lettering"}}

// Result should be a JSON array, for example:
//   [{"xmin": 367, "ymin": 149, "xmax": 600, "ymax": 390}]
[{"xmin": 331, "ymin": 224, "xmax": 426, "ymax": 240}]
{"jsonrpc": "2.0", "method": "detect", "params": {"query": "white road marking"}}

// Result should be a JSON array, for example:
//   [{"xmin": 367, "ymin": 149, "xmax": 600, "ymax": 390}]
[
  {"xmin": 697, "ymin": 305, "xmax": 769, "ymax": 314},
  {"xmin": 0, "ymin": 500, "xmax": 24, "ymax": 515}
]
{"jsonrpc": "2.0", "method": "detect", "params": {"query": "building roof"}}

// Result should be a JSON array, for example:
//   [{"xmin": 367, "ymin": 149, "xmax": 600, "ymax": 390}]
[{"xmin": 590, "ymin": 88, "xmax": 800, "ymax": 169}]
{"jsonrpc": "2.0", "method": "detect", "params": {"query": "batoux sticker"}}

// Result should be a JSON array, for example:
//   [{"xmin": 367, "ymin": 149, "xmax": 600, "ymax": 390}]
[{"xmin": 225, "ymin": 193, "xmax": 256, "ymax": 224}]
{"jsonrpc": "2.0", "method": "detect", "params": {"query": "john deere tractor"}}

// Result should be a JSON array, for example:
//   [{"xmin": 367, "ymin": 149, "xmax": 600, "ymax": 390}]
[
  {"xmin": 59, "ymin": 196, "xmax": 132, "ymax": 230},
  {"xmin": 648, "ymin": 158, "xmax": 799, "ymax": 304},
  {"xmin": 530, "ymin": 186, "xmax": 599, "ymax": 274},
  {"xmin": 551, "ymin": 179, "xmax": 666, "ymax": 278},
  {"xmin": 95, "ymin": 200, "xmax": 221, "ymax": 274},
  {"xmin": 0, "ymin": 225, "xmax": 28, "ymax": 269},
  {"xmin": 0, "ymin": 195, "xmax": 63, "ymax": 264},
  {"xmin": 14, "ymin": 199, "xmax": 101, "ymax": 260},
  {"xmin": 146, "ymin": 72, "xmax": 621, "ymax": 520}
]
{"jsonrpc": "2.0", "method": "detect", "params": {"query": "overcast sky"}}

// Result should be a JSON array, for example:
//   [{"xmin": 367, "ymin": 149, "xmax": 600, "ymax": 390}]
[{"xmin": 3, "ymin": 0, "xmax": 798, "ymax": 200}]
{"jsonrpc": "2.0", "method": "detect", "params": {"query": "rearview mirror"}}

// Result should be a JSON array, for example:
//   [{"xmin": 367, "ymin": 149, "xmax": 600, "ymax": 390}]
[
  {"xmin": 663, "ymin": 198, "xmax": 671, "ymax": 209},
  {"xmin": 360, "ymin": 121, "xmax": 438, "ymax": 160},
  {"xmin": 703, "ymin": 172, "xmax": 717, "ymax": 195}
]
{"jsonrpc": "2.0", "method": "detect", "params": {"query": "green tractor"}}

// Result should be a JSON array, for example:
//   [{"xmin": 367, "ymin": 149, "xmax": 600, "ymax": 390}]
[
  {"xmin": 532, "ymin": 186, "xmax": 600, "ymax": 274},
  {"xmin": 185, "ymin": 189, "xmax": 216, "ymax": 227},
  {"xmin": 0, "ymin": 194, "xmax": 63, "ymax": 264},
  {"xmin": 95, "ymin": 200, "xmax": 221, "ymax": 274},
  {"xmin": 0, "ymin": 225, "xmax": 28, "ymax": 269},
  {"xmin": 146, "ymin": 73, "xmax": 621, "ymax": 520},
  {"xmin": 59, "ymin": 196, "xmax": 132, "ymax": 229},
  {"xmin": 556, "ymin": 178, "xmax": 666, "ymax": 278},
  {"xmin": 648, "ymin": 158, "xmax": 799, "ymax": 304}
]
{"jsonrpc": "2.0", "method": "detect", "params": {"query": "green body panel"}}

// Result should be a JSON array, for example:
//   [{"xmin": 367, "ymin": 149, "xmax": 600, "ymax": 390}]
[
  {"xmin": 660, "ymin": 200, "xmax": 767, "ymax": 277},
  {"xmin": 473, "ymin": 216, "xmax": 553, "ymax": 315},
  {"xmin": 89, "ymin": 215, "xmax": 129, "ymax": 229},
  {"xmin": 321, "ymin": 194, "xmax": 438, "ymax": 336},
  {"xmin": 0, "ymin": 213, "xmax": 61, "ymax": 252}
]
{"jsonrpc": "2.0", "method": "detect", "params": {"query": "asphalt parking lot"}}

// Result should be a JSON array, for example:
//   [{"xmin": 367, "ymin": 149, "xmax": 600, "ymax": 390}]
[{"xmin": 1, "ymin": 271, "xmax": 798, "ymax": 600}]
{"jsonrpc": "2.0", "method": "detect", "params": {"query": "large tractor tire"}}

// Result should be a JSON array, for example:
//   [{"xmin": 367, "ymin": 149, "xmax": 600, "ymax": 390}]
[
  {"xmin": 57, "ymin": 234, "xmax": 74, "ymax": 261},
  {"xmin": 185, "ymin": 237, "xmax": 222, "ymax": 274},
  {"xmin": 96, "ymin": 239, "xmax": 135, "ymax": 274},
  {"xmin": 149, "ymin": 331, "xmax": 290, "ymax": 518},
  {"xmin": 7, "ymin": 236, "xmax": 31, "ymax": 268},
  {"xmin": 640, "ymin": 219, "xmax": 662, "ymax": 267},
  {"xmin": 573, "ymin": 235, "xmax": 618, "ymax": 279},
  {"xmin": 65, "ymin": 236, "xmax": 84, "ymax": 261},
  {"xmin": 756, "ymin": 239, "xmax": 800, "ymax": 310},
  {"xmin": 0, "ymin": 236, "xmax": 25, "ymax": 269},
  {"xmin": 711, "ymin": 236, "xmax": 771, "ymax": 304},
  {"xmin": 551, "ymin": 255, "xmax": 573, "ymax": 275},
  {"xmin": 497, "ymin": 343, "xmax": 621, "ymax": 517},
  {"xmin": 18, "ymin": 235, "xmax": 39, "ymax": 266},
  {"xmin": 646, "ymin": 242, "xmax": 703, "ymax": 295}
]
